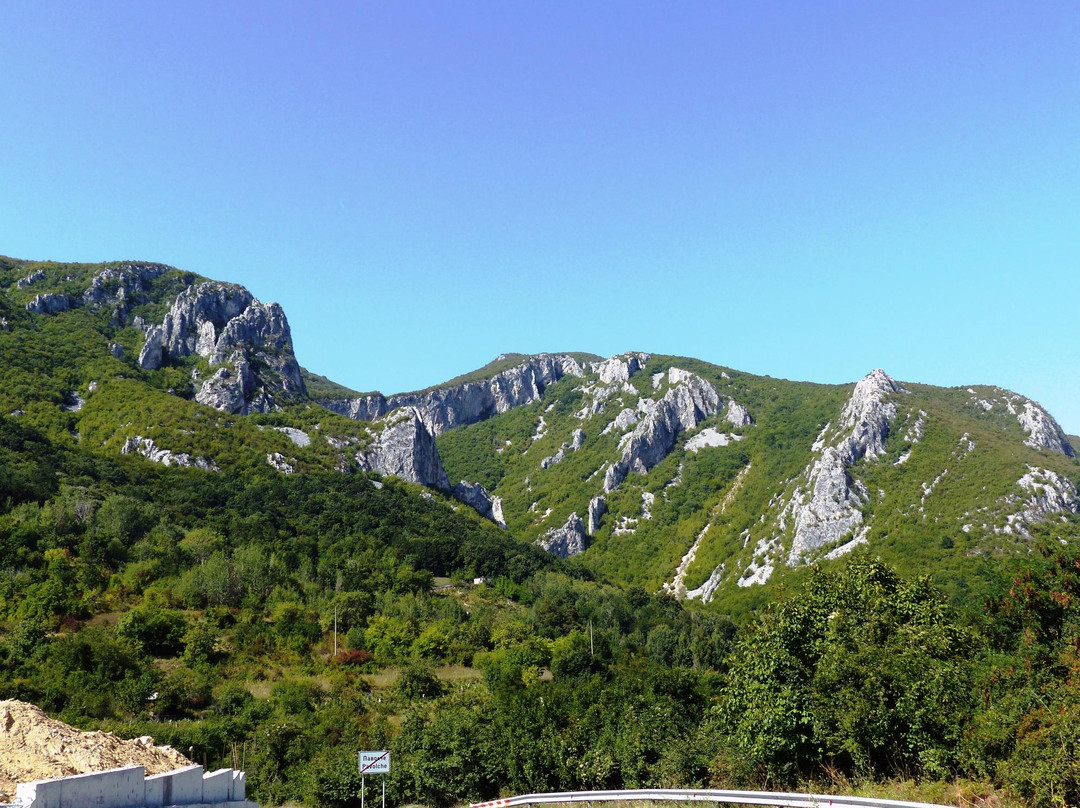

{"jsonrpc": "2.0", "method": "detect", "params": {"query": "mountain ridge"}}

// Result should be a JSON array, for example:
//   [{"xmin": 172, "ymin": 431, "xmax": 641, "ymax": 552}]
[{"xmin": 2, "ymin": 256, "xmax": 1077, "ymax": 612}]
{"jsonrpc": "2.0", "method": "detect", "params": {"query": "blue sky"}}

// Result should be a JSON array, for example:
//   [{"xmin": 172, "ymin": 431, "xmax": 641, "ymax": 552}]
[{"xmin": 2, "ymin": 2, "xmax": 1079, "ymax": 431}]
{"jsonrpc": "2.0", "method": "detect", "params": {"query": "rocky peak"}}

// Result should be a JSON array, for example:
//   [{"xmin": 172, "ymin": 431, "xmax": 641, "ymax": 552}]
[
  {"xmin": 138, "ymin": 281, "xmax": 305, "ymax": 415},
  {"xmin": 779, "ymin": 369, "xmax": 903, "ymax": 567},
  {"xmin": 1016, "ymin": 399, "xmax": 1075, "ymax": 457},
  {"xmin": 538, "ymin": 512, "xmax": 588, "ymax": 558},
  {"xmin": 836, "ymin": 368, "xmax": 903, "ymax": 463},
  {"xmin": 593, "ymin": 353, "xmax": 650, "ymax": 385}
]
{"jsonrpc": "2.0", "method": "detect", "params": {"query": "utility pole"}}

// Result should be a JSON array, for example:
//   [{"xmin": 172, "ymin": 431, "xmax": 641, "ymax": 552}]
[
  {"xmin": 333, "ymin": 606, "xmax": 338, "ymax": 657},
  {"xmin": 589, "ymin": 619, "xmax": 594, "ymax": 657}
]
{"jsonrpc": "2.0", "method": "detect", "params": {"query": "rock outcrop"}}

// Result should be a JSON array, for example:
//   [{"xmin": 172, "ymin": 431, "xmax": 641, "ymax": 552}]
[
  {"xmin": 121, "ymin": 436, "xmax": 219, "ymax": 471},
  {"xmin": 322, "ymin": 354, "xmax": 586, "ymax": 435},
  {"xmin": 1002, "ymin": 466, "xmax": 1080, "ymax": 535},
  {"xmin": 538, "ymin": 512, "xmax": 588, "ymax": 558},
  {"xmin": 782, "ymin": 369, "xmax": 902, "ymax": 565},
  {"xmin": 966, "ymin": 387, "xmax": 1074, "ymax": 457},
  {"xmin": 355, "ymin": 408, "xmax": 450, "ymax": 490},
  {"xmin": 1016, "ymin": 400, "xmax": 1075, "ymax": 457},
  {"xmin": 139, "ymin": 281, "xmax": 305, "ymax": 414},
  {"xmin": 541, "ymin": 428, "xmax": 586, "ymax": 468},
  {"xmin": 25, "ymin": 293, "xmax": 70, "ymax": 315},
  {"xmin": 587, "ymin": 495, "xmax": 607, "ymax": 535},
  {"xmin": 603, "ymin": 368, "xmax": 720, "ymax": 492},
  {"xmin": 82, "ymin": 263, "xmax": 170, "ymax": 320},
  {"xmin": 452, "ymin": 481, "xmax": 507, "ymax": 528}
]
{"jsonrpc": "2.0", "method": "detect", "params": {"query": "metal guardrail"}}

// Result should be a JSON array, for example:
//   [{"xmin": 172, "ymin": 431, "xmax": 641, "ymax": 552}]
[{"xmin": 470, "ymin": 788, "xmax": 953, "ymax": 808}]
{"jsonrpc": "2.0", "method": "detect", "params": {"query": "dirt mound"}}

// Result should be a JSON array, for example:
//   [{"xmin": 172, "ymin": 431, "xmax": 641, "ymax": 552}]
[{"xmin": 0, "ymin": 700, "xmax": 193, "ymax": 801}]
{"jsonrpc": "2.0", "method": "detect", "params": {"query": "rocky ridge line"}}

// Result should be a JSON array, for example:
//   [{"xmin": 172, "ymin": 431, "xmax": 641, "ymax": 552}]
[{"xmin": 321, "ymin": 354, "xmax": 586, "ymax": 435}]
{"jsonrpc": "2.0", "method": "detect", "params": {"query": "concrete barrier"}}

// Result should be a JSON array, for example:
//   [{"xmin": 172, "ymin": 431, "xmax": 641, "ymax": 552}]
[{"xmin": 9, "ymin": 764, "xmax": 257, "ymax": 808}]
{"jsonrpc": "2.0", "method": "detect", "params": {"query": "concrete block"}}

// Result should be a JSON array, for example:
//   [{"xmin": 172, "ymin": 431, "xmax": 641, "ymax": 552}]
[
  {"xmin": 144, "ymin": 770, "xmax": 168, "ymax": 807},
  {"xmin": 157, "ymin": 765, "xmax": 203, "ymax": 806},
  {"xmin": 230, "ymin": 770, "xmax": 246, "ymax": 801},
  {"xmin": 20, "ymin": 778, "xmax": 60, "ymax": 808},
  {"xmin": 55, "ymin": 765, "xmax": 144, "ymax": 808},
  {"xmin": 201, "ymin": 770, "xmax": 231, "ymax": 804}
]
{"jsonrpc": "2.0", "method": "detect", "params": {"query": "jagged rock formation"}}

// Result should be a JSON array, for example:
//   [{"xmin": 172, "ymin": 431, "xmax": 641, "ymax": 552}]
[
  {"xmin": 541, "ymin": 428, "xmax": 586, "ymax": 468},
  {"xmin": 322, "ymin": 354, "xmax": 586, "ymax": 435},
  {"xmin": 138, "ymin": 282, "xmax": 305, "ymax": 414},
  {"xmin": 587, "ymin": 495, "xmax": 607, "ymax": 536},
  {"xmin": 575, "ymin": 353, "xmax": 652, "ymax": 417},
  {"xmin": 25, "ymin": 293, "xmax": 70, "ymax": 315},
  {"xmin": 538, "ymin": 512, "xmax": 587, "ymax": 558},
  {"xmin": 1002, "ymin": 466, "xmax": 1080, "ymax": 534},
  {"xmin": 82, "ymin": 263, "xmax": 170, "ymax": 321},
  {"xmin": 782, "ymin": 369, "xmax": 902, "ymax": 566},
  {"xmin": 725, "ymin": 400, "xmax": 753, "ymax": 427},
  {"xmin": 1017, "ymin": 400, "xmax": 1075, "ymax": 456},
  {"xmin": 603, "ymin": 368, "xmax": 721, "ymax": 492},
  {"xmin": 966, "ymin": 387, "xmax": 1075, "ymax": 457},
  {"xmin": 121, "ymin": 436, "xmax": 219, "ymax": 471},
  {"xmin": 452, "ymin": 481, "xmax": 506, "ymax": 528},
  {"xmin": 355, "ymin": 408, "xmax": 450, "ymax": 490},
  {"xmin": 595, "ymin": 353, "xmax": 647, "ymax": 385}
]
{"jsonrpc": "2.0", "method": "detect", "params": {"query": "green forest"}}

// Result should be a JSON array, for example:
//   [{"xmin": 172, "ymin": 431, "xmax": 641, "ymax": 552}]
[{"xmin": 1, "ymin": 426, "xmax": 1078, "ymax": 807}]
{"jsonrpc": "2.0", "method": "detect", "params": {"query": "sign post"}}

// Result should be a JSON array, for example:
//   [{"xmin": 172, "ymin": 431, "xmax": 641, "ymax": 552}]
[{"xmin": 359, "ymin": 750, "xmax": 391, "ymax": 808}]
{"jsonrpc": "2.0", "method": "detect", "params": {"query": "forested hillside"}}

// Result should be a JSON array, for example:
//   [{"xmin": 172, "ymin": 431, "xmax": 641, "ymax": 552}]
[{"xmin": 1, "ymin": 256, "xmax": 1078, "ymax": 807}]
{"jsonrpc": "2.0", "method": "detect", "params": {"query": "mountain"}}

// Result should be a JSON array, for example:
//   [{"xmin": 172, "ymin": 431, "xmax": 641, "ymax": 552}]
[
  {"xmin": 3, "ymin": 255, "xmax": 1077, "ymax": 614},
  {"xmin": 323, "ymin": 350, "xmax": 1079, "ymax": 610},
  {"xmin": 4, "ymin": 255, "xmax": 1080, "ymax": 806}
]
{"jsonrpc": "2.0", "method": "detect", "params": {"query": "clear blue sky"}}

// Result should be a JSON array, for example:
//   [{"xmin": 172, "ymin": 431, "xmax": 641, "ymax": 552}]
[{"xmin": 2, "ymin": 2, "xmax": 1078, "ymax": 432}]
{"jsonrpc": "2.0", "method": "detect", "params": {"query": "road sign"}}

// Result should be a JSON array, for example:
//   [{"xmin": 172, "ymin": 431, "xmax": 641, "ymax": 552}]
[{"xmin": 359, "ymin": 750, "xmax": 391, "ymax": 775}]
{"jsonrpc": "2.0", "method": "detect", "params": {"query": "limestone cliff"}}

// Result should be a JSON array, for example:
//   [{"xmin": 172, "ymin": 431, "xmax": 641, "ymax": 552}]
[
  {"xmin": 782, "ymin": 369, "xmax": 902, "ymax": 565},
  {"xmin": 355, "ymin": 408, "xmax": 451, "ymax": 490},
  {"xmin": 138, "ymin": 281, "xmax": 305, "ymax": 414},
  {"xmin": 322, "ymin": 354, "xmax": 586, "ymax": 435},
  {"xmin": 603, "ymin": 368, "xmax": 721, "ymax": 492},
  {"xmin": 538, "ymin": 513, "xmax": 588, "ymax": 558}
]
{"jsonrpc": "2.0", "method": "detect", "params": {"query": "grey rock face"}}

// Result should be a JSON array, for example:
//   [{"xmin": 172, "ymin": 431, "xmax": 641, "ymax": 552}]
[
  {"xmin": 784, "ymin": 369, "xmax": 903, "ymax": 565},
  {"xmin": 194, "ymin": 357, "xmax": 255, "ymax": 413},
  {"xmin": 587, "ymin": 496, "xmax": 607, "ymax": 536},
  {"xmin": 725, "ymin": 400, "xmax": 753, "ymax": 427},
  {"xmin": 323, "ymin": 353, "xmax": 585, "ymax": 435},
  {"xmin": 452, "ymin": 480, "xmax": 507, "ymax": 528},
  {"xmin": 603, "ymin": 369, "xmax": 720, "ymax": 492},
  {"xmin": 82, "ymin": 264, "xmax": 170, "ymax": 319},
  {"xmin": 139, "ymin": 281, "xmax": 305, "ymax": 414},
  {"xmin": 1002, "ymin": 466, "xmax": 1080, "ymax": 535},
  {"xmin": 17, "ymin": 270, "xmax": 46, "ymax": 288},
  {"xmin": 593, "ymin": 353, "xmax": 648, "ymax": 385},
  {"xmin": 26, "ymin": 293, "xmax": 70, "ymax": 315},
  {"xmin": 355, "ymin": 408, "xmax": 451, "ymax": 490},
  {"xmin": 121, "ymin": 435, "xmax": 219, "ymax": 471},
  {"xmin": 1016, "ymin": 400, "xmax": 1075, "ymax": 457},
  {"xmin": 541, "ymin": 428, "xmax": 587, "ymax": 469},
  {"xmin": 538, "ymin": 512, "xmax": 588, "ymax": 558},
  {"xmin": 966, "ymin": 387, "xmax": 1074, "ymax": 457}
]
